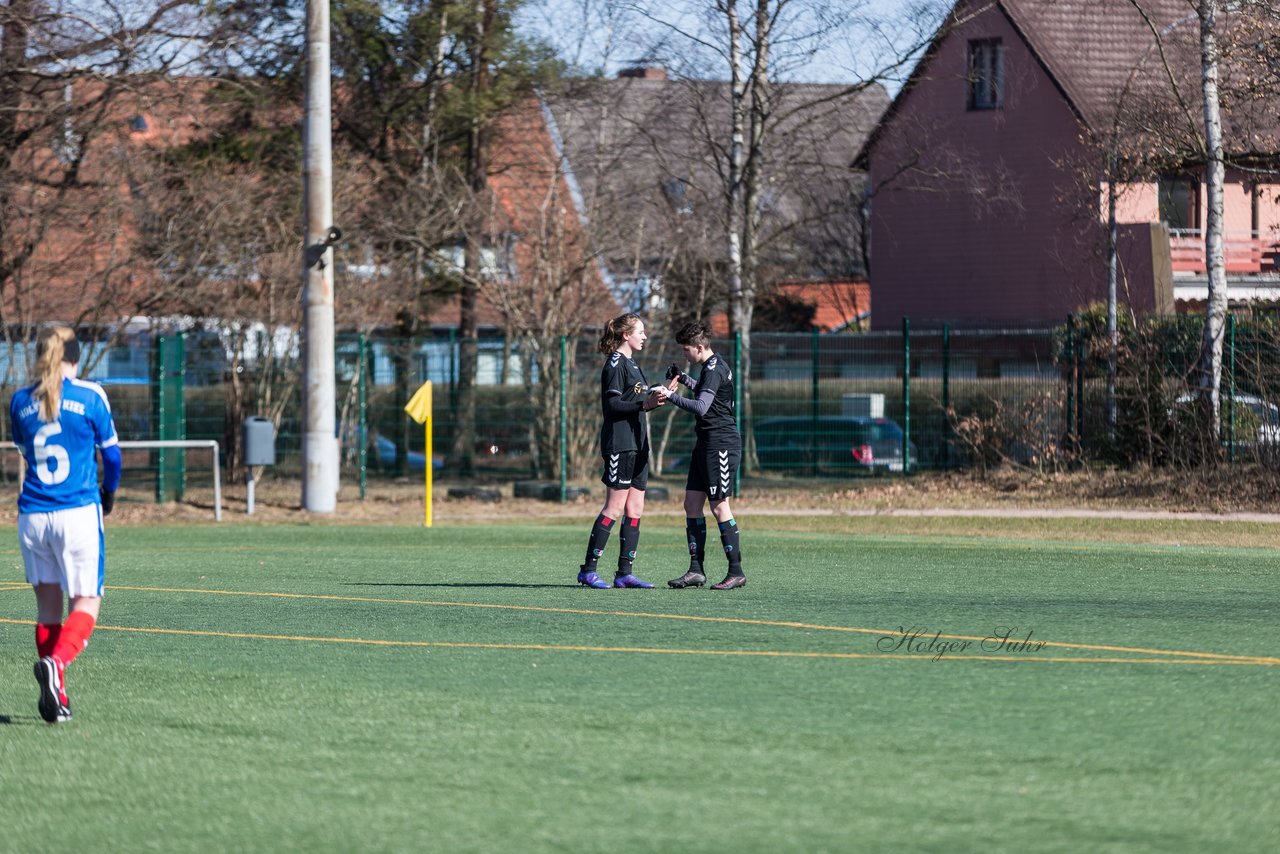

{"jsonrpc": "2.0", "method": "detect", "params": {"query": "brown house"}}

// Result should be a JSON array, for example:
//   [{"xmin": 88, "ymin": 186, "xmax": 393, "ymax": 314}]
[
  {"xmin": 545, "ymin": 69, "xmax": 888, "ymax": 322},
  {"xmin": 857, "ymin": 0, "xmax": 1280, "ymax": 330}
]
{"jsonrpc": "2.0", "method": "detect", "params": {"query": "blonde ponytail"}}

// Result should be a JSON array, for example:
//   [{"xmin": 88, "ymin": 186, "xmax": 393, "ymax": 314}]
[{"xmin": 34, "ymin": 326, "xmax": 77, "ymax": 422}]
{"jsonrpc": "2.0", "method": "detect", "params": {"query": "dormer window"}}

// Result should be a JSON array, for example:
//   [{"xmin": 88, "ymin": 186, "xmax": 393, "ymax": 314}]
[{"xmin": 968, "ymin": 39, "xmax": 1004, "ymax": 110}]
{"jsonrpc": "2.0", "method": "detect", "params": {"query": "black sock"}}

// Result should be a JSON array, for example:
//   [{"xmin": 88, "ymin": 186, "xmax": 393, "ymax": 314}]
[
  {"xmin": 583, "ymin": 514, "xmax": 616, "ymax": 571},
  {"xmin": 686, "ymin": 517, "xmax": 707, "ymax": 570},
  {"xmin": 618, "ymin": 517, "xmax": 641, "ymax": 575},
  {"xmin": 719, "ymin": 518, "xmax": 743, "ymax": 576}
]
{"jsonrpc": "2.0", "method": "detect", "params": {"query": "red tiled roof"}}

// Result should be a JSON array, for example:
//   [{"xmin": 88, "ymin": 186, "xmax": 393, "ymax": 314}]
[
  {"xmin": 707, "ymin": 279, "xmax": 871, "ymax": 336},
  {"xmin": 1004, "ymin": 0, "xmax": 1280, "ymax": 152},
  {"xmin": 858, "ymin": 0, "xmax": 1280, "ymax": 166},
  {"xmin": 778, "ymin": 281, "xmax": 871, "ymax": 333},
  {"xmin": 10, "ymin": 80, "xmax": 617, "ymax": 332}
]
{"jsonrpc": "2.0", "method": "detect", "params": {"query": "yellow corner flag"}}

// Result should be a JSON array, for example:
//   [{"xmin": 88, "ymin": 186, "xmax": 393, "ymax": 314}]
[
  {"xmin": 404, "ymin": 381, "xmax": 433, "ymax": 527},
  {"xmin": 404, "ymin": 381, "xmax": 433, "ymax": 425}
]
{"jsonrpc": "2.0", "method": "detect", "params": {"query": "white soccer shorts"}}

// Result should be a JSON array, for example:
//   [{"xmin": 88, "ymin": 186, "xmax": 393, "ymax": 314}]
[{"xmin": 18, "ymin": 504, "xmax": 105, "ymax": 598}]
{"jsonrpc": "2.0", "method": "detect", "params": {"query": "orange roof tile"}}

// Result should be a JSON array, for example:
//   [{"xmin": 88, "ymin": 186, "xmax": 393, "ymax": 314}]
[{"xmin": 707, "ymin": 280, "xmax": 871, "ymax": 336}]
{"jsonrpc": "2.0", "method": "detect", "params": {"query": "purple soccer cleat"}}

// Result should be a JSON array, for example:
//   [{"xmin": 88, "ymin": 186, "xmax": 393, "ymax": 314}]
[
  {"xmin": 613, "ymin": 573, "xmax": 655, "ymax": 589},
  {"xmin": 577, "ymin": 569, "xmax": 612, "ymax": 589}
]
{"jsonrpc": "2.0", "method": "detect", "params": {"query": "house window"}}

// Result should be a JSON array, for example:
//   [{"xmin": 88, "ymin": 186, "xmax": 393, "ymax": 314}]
[
  {"xmin": 1158, "ymin": 175, "xmax": 1199, "ymax": 230},
  {"xmin": 967, "ymin": 39, "xmax": 1004, "ymax": 110},
  {"xmin": 432, "ymin": 238, "xmax": 515, "ymax": 279},
  {"xmin": 1250, "ymin": 183, "xmax": 1260, "ymax": 236}
]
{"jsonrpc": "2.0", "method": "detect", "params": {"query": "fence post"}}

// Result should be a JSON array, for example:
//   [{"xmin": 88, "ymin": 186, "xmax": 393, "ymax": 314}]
[
  {"xmin": 733, "ymin": 332, "xmax": 742, "ymax": 497},
  {"xmin": 1075, "ymin": 316, "xmax": 1085, "ymax": 450},
  {"xmin": 175, "ymin": 332, "xmax": 187, "ymax": 501},
  {"xmin": 1228, "ymin": 313, "xmax": 1236, "ymax": 463},
  {"xmin": 902, "ymin": 316, "xmax": 911, "ymax": 476},
  {"xmin": 153, "ymin": 334, "xmax": 165, "ymax": 503},
  {"xmin": 151, "ymin": 333, "xmax": 185, "ymax": 502},
  {"xmin": 393, "ymin": 338, "xmax": 409, "ymax": 477},
  {"xmin": 941, "ymin": 323, "xmax": 950, "ymax": 468},
  {"xmin": 559, "ymin": 335, "xmax": 568, "ymax": 503},
  {"xmin": 358, "ymin": 332, "xmax": 368, "ymax": 499},
  {"xmin": 810, "ymin": 327, "xmax": 819, "ymax": 476},
  {"xmin": 448, "ymin": 327, "xmax": 457, "ymax": 410},
  {"xmin": 1065, "ymin": 315, "xmax": 1076, "ymax": 446}
]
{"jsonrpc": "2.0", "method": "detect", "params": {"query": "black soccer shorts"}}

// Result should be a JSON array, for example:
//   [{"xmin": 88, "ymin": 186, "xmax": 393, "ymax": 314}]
[
  {"xmin": 601, "ymin": 448, "xmax": 650, "ymax": 491},
  {"xmin": 686, "ymin": 446, "xmax": 740, "ymax": 500}
]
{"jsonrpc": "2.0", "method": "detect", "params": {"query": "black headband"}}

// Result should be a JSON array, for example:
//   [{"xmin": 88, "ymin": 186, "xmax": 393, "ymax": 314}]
[{"xmin": 62, "ymin": 337, "xmax": 80, "ymax": 365}]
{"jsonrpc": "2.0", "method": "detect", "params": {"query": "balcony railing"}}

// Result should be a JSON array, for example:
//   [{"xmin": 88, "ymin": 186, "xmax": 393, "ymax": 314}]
[{"xmin": 1169, "ymin": 229, "xmax": 1280, "ymax": 275}]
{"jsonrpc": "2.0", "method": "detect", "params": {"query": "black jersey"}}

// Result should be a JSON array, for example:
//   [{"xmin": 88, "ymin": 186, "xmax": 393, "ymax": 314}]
[
  {"xmin": 691, "ymin": 353, "xmax": 740, "ymax": 449},
  {"xmin": 599, "ymin": 351, "xmax": 650, "ymax": 454}
]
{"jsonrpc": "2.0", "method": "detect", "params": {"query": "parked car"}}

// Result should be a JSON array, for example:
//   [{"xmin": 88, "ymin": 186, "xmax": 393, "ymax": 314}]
[
  {"xmin": 754, "ymin": 416, "xmax": 918, "ymax": 474},
  {"xmin": 373, "ymin": 435, "xmax": 433, "ymax": 471},
  {"xmin": 1171, "ymin": 393, "xmax": 1280, "ymax": 446}
]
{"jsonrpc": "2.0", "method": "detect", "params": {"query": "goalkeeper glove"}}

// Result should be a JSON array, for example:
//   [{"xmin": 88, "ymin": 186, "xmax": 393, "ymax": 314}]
[
  {"xmin": 665, "ymin": 363, "xmax": 693, "ymax": 387},
  {"xmin": 100, "ymin": 487, "xmax": 115, "ymax": 516}
]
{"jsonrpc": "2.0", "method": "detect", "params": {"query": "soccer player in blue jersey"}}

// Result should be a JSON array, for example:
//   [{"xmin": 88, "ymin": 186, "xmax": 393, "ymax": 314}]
[
  {"xmin": 10, "ymin": 326, "xmax": 121, "ymax": 723},
  {"xmin": 576, "ymin": 313, "xmax": 666, "ymax": 589},
  {"xmin": 653, "ymin": 320, "xmax": 746, "ymax": 590}
]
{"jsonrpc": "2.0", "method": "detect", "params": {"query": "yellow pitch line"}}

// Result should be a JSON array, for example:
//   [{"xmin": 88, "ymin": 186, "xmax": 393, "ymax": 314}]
[
  {"xmin": 0, "ymin": 618, "xmax": 1272, "ymax": 665},
  {"xmin": 106, "ymin": 584, "xmax": 1280, "ymax": 666}
]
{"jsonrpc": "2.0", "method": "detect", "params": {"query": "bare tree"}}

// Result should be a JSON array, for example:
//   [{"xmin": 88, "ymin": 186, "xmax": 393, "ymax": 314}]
[
  {"xmin": 542, "ymin": 1, "xmax": 935, "ymax": 468},
  {"xmin": 469, "ymin": 98, "xmax": 618, "ymax": 478},
  {"xmin": 0, "ymin": 1, "xmax": 221, "ymax": 376}
]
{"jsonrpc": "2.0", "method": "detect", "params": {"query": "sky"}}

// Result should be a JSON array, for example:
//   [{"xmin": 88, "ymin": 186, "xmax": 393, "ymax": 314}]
[{"xmin": 514, "ymin": 0, "xmax": 946, "ymax": 93}]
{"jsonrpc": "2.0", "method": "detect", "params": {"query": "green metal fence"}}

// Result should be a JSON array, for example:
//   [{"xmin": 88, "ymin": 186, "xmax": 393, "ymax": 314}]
[{"xmin": 5, "ymin": 315, "xmax": 1278, "ymax": 500}]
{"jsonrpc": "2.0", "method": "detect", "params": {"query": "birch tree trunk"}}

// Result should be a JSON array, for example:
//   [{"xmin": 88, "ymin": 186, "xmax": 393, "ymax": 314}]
[
  {"xmin": 1198, "ymin": 0, "xmax": 1227, "ymax": 438},
  {"xmin": 723, "ymin": 0, "xmax": 747, "ymax": 343},
  {"xmin": 732, "ymin": 0, "xmax": 773, "ymax": 467}
]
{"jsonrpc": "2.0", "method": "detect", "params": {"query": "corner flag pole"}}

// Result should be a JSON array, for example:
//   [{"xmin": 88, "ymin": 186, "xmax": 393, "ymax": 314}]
[{"xmin": 405, "ymin": 381, "xmax": 434, "ymax": 527}]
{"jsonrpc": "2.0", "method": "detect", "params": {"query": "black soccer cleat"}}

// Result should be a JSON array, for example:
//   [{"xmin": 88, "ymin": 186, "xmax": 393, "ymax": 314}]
[
  {"xmin": 711, "ymin": 574, "xmax": 747, "ymax": 590},
  {"xmin": 35, "ymin": 656, "xmax": 71, "ymax": 724},
  {"xmin": 668, "ymin": 570, "xmax": 706, "ymax": 589}
]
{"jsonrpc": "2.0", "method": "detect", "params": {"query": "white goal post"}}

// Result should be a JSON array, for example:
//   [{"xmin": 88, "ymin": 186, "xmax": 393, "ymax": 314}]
[{"xmin": 7, "ymin": 439, "xmax": 223, "ymax": 522}]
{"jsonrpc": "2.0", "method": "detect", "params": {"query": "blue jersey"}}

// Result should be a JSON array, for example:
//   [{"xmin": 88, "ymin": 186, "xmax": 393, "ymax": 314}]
[{"xmin": 10, "ymin": 379, "xmax": 119, "ymax": 513}]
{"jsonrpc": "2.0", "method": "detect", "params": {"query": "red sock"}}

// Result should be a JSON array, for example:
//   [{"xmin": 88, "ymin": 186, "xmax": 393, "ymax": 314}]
[
  {"xmin": 51, "ymin": 611, "xmax": 96, "ymax": 667},
  {"xmin": 36, "ymin": 623, "xmax": 62, "ymax": 658}
]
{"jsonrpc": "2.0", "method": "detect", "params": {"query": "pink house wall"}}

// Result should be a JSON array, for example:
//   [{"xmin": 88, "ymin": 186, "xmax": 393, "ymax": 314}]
[
  {"xmin": 1112, "ymin": 184, "xmax": 1158, "ymax": 223},
  {"xmin": 867, "ymin": 3, "xmax": 1164, "ymax": 328},
  {"xmin": 1113, "ymin": 175, "xmax": 1280, "ymax": 237}
]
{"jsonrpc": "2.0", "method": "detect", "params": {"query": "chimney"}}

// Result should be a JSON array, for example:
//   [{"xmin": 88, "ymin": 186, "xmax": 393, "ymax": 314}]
[{"xmin": 617, "ymin": 66, "xmax": 667, "ymax": 81}]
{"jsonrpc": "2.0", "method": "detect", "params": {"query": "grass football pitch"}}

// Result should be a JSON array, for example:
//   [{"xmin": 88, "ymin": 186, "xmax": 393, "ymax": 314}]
[{"xmin": 1, "ymin": 516, "xmax": 1278, "ymax": 852}]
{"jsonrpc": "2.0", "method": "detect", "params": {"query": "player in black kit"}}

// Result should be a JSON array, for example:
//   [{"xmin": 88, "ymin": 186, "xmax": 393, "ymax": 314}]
[
  {"xmin": 576, "ymin": 313, "xmax": 666, "ymax": 589},
  {"xmin": 652, "ymin": 320, "xmax": 746, "ymax": 590}
]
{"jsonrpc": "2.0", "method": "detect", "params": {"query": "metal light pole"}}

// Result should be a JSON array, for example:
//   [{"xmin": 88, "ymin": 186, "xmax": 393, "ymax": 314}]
[{"xmin": 302, "ymin": 0, "xmax": 338, "ymax": 511}]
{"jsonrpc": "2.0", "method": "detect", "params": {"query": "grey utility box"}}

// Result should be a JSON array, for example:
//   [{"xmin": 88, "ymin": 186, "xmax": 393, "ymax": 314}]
[{"xmin": 242, "ymin": 416, "xmax": 277, "ymax": 467}]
